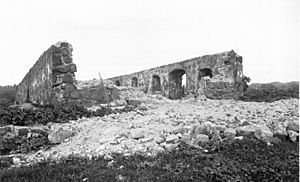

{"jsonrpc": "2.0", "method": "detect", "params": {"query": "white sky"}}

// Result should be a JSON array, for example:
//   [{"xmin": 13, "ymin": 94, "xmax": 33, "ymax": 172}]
[{"xmin": 0, "ymin": 0, "xmax": 298, "ymax": 85}]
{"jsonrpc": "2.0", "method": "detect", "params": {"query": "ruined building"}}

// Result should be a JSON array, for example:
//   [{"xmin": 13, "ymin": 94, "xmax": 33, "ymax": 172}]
[
  {"xmin": 16, "ymin": 41, "xmax": 244, "ymax": 105},
  {"xmin": 107, "ymin": 50, "xmax": 244, "ymax": 99}
]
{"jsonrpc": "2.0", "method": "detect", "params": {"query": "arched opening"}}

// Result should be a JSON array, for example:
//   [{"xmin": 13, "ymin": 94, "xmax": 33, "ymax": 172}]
[
  {"xmin": 151, "ymin": 75, "xmax": 161, "ymax": 93},
  {"xmin": 169, "ymin": 69, "xmax": 186, "ymax": 99},
  {"xmin": 115, "ymin": 80, "xmax": 120, "ymax": 86},
  {"xmin": 131, "ymin": 77, "xmax": 138, "ymax": 87},
  {"xmin": 198, "ymin": 68, "xmax": 213, "ymax": 80}
]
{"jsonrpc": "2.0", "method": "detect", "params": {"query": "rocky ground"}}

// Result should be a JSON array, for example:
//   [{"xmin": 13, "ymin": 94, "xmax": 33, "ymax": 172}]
[{"xmin": 4, "ymin": 88, "xmax": 298, "ymax": 168}]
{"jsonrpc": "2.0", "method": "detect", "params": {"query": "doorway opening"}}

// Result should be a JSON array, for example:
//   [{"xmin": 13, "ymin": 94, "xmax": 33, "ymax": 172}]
[
  {"xmin": 169, "ymin": 69, "xmax": 186, "ymax": 99},
  {"xmin": 198, "ymin": 68, "xmax": 213, "ymax": 80},
  {"xmin": 131, "ymin": 77, "xmax": 138, "ymax": 87},
  {"xmin": 151, "ymin": 75, "xmax": 161, "ymax": 93},
  {"xmin": 115, "ymin": 80, "xmax": 120, "ymax": 86}
]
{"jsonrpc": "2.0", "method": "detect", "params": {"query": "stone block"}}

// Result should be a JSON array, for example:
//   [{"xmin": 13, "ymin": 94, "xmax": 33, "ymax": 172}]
[
  {"xmin": 61, "ymin": 48, "xmax": 70, "ymax": 57},
  {"xmin": 62, "ymin": 73, "xmax": 74, "ymax": 83},
  {"xmin": 254, "ymin": 126, "xmax": 273, "ymax": 142},
  {"xmin": 193, "ymin": 134, "xmax": 209, "ymax": 145},
  {"xmin": 235, "ymin": 125, "xmax": 255, "ymax": 136},
  {"xmin": 286, "ymin": 120, "xmax": 299, "ymax": 132},
  {"xmin": 166, "ymin": 134, "xmax": 179, "ymax": 144},
  {"xmin": 52, "ymin": 54, "xmax": 63, "ymax": 66},
  {"xmin": 70, "ymin": 90, "xmax": 80, "ymax": 99},
  {"xmin": 193, "ymin": 122, "xmax": 212, "ymax": 136},
  {"xmin": 53, "ymin": 63, "xmax": 77, "ymax": 73},
  {"xmin": 63, "ymin": 57, "xmax": 73, "ymax": 64},
  {"xmin": 48, "ymin": 124, "xmax": 77, "ymax": 144},
  {"xmin": 130, "ymin": 129, "xmax": 145, "ymax": 139},
  {"xmin": 287, "ymin": 130, "xmax": 299, "ymax": 142},
  {"xmin": 224, "ymin": 128, "xmax": 236, "ymax": 138}
]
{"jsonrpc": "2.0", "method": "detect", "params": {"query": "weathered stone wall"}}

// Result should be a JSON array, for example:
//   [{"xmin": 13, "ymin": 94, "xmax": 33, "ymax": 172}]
[
  {"xmin": 107, "ymin": 50, "xmax": 243, "ymax": 99},
  {"xmin": 16, "ymin": 42, "xmax": 117, "ymax": 106},
  {"xmin": 16, "ymin": 42, "xmax": 77, "ymax": 105}
]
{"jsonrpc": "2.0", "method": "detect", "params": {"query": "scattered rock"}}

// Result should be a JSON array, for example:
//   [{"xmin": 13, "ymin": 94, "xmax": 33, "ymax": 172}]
[
  {"xmin": 214, "ymin": 125, "xmax": 227, "ymax": 132},
  {"xmin": 193, "ymin": 122, "xmax": 212, "ymax": 136},
  {"xmin": 193, "ymin": 134, "xmax": 209, "ymax": 145},
  {"xmin": 180, "ymin": 133, "xmax": 192, "ymax": 145},
  {"xmin": 287, "ymin": 130, "xmax": 299, "ymax": 142},
  {"xmin": 224, "ymin": 128, "xmax": 236, "ymax": 139},
  {"xmin": 48, "ymin": 124, "xmax": 77, "ymax": 144},
  {"xmin": 130, "ymin": 129, "xmax": 145, "ymax": 139},
  {"xmin": 154, "ymin": 136, "xmax": 165, "ymax": 144},
  {"xmin": 172, "ymin": 127, "xmax": 185, "ymax": 134},
  {"xmin": 163, "ymin": 143, "xmax": 179, "ymax": 152},
  {"xmin": 286, "ymin": 120, "xmax": 299, "ymax": 132},
  {"xmin": 12, "ymin": 157, "xmax": 21, "ymax": 164},
  {"xmin": 254, "ymin": 125, "xmax": 273, "ymax": 143},
  {"xmin": 165, "ymin": 134, "xmax": 179, "ymax": 144},
  {"xmin": 139, "ymin": 137, "xmax": 154, "ymax": 143},
  {"xmin": 211, "ymin": 130, "xmax": 222, "ymax": 142},
  {"xmin": 235, "ymin": 125, "xmax": 256, "ymax": 136},
  {"xmin": 152, "ymin": 147, "xmax": 165, "ymax": 155}
]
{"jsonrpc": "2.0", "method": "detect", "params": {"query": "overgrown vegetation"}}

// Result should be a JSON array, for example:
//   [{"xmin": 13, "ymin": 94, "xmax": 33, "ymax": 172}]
[
  {"xmin": 0, "ymin": 103, "xmax": 135, "ymax": 127},
  {"xmin": 240, "ymin": 81, "xmax": 299, "ymax": 102},
  {"xmin": 1, "ymin": 136, "xmax": 298, "ymax": 182},
  {"xmin": 0, "ymin": 85, "xmax": 16, "ymax": 109}
]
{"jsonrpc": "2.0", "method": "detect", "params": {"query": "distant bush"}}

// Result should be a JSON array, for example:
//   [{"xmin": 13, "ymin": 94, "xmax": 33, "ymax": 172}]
[
  {"xmin": 240, "ymin": 82, "xmax": 299, "ymax": 102},
  {"xmin": 0, "ymin": 85, "xmax": 16, "ymax": 109}
]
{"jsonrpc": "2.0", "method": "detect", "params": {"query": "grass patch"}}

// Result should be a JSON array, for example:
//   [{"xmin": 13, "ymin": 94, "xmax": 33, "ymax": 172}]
[{"xmin": 1, "ymin": 136, "xmax": 298, "ymax": 182}]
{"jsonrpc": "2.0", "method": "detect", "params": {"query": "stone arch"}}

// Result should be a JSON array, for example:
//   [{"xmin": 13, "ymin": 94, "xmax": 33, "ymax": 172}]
[
  {"xmin": 131, "ymin": 77, "xmax": 138, "ymax": 87},
  {"xmin": 198, "ymin": 68, "xmax": 213, "ymax": 80},
  {"xmin": 115, "ymin": 80, "xmax": 120, "ymax": 86},
  {"xmin": 151, "ymin": 75, "xmax": 161, "ymax": 93},
  {"xmin": 169, "ymin": 69, "xmax": 186, "ymax": 99}
]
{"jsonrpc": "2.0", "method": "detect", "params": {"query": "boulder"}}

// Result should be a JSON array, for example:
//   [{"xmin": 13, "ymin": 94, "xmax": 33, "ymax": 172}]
[
  {"xmin": 180, "ymin": 133, "xmax": 192, "ymax": 145},
  {"xmin": 166, "ymin": 134, "xmax": 179, "ymax": 144},
  {"xmin": 172, "ymin": 127, "xmax": 186, "ymax": 134},
  {"xmin": 154, "ymin": 136, "xmax": 165, "ymax": 144},
  {"xmin": 235, "ymin": 125, "xmax": 256, "ymax": 136},
  {"xmin": 287, "ymin": 130, "xmax": 299, "ymax": 143},
  {"xmin": 286, "ymin": 120, "xmax": 299, "ymax": 132},
  {"xmin": 48, "ymin": 124, "xmax": 77, "ymax": 144},
  {"xmin": 224, "ymin": 128, "xmax": 236, "ymax": 139},
  {"xmin": 214, "ymin": 125, "xmax": 227, "ymax": 132},
  {"xmin": 130, "ymin": 129, "xmax": 145, "ymax": 139},
  {"xmin": 254, "ymin": 125, "xmax": 273, "ymax": 142},
  {"xmin": 127, "ymin": 99, "xmax": 141, "ymax": 106},
  {"xmin": 152, "ymin": 147, "xmax": 165, "ymax": 155},
  {"xmin": 193, "ymin": 134, "xmax": 209, "ymax": 146},
  {"xmin": 211, "ymin": 130, "xmax": 222, "ymax": 142},
  {"xmin": 193, "ymin": 122, "xmax": 212, "ymax": 136}
]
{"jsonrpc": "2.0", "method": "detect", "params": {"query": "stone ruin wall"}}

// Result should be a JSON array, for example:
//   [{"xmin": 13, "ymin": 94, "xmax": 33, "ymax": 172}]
[
  {"xmin": 16, "ymin": 41, "xmax": 243, "ymax": 106},
  {"xmin": 16, "ymin": 42, "xmax": 78, "ymax": 105},
  {"xmin": 107, "ymin": 50, "xmax": 243, "ymax": 99},
  {"xmin": 16, "ymin": 42, "xmax": 117, "ymax": 106}
]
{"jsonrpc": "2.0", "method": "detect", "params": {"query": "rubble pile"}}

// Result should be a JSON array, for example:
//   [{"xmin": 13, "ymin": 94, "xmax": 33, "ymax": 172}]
[
  {"xmin": 6, "ymin": 95, "xmax": 298, "ymax": 167},
  {"xmin": 0, "ymin": 87, "xmax": 298, "ymax": 178}
]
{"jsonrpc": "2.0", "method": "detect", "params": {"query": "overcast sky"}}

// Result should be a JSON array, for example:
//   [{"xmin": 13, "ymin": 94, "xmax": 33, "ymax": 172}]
[{"xmin": 0, "ymin": 0, "xmax": 298, "ymax": 85}]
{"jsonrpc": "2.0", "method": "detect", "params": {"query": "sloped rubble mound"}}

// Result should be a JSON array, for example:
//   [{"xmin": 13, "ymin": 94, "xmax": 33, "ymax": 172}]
[{"xmin": 1, "ymin": 136, "xmax": 298, "ymax": 182}]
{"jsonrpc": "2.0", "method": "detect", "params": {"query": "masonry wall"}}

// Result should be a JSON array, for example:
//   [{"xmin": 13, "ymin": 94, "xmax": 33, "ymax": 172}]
[
  {"xmin": 107, "ymin": 50, "xmax": 243, "ymax": 99},
  {"xmin": 16, "ymin": 41, "xmax": 117, "ymax": 106},
  {"xmin": 16, "ymin": 42, "xmax": 77, "ymax": 105}
]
